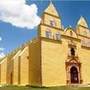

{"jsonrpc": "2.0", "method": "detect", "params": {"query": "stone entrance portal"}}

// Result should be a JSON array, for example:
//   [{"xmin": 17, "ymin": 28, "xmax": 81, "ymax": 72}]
[{"xmin": 65, "ymin": 58, "xmax": 82, "ymax": 84}]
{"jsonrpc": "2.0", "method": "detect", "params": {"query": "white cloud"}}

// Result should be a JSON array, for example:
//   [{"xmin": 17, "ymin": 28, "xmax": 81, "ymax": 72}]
[
  {"xmin": 0, "ymin": 52, "xmax": 5, "ymax": 58},
  {"xmin": 0, "ymin": 48, "xmax": 4, "ymax": 51},
  {"xmin": 0, "ymin": 33, "xmax": 5, "ymax": 59},
  {"xmin": 0, "ymin": 37, "xmax": 2, "ymax": 41},
  {"xmin": 0, "ymin": 0, "xmax": 41, "ymax": 29},
  {"xmin": 0, "ymin": 48, "xmax": 5, "ymax": 59},
  {"xmin": 0, "ymin": 47, "xmax": 5, "ymax": 59}
]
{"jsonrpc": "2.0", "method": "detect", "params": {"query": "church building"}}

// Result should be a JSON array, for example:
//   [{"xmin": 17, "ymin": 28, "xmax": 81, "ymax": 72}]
[{"xmin": 0, "ymin": 2, "xmax": 90, "ymax": 87}]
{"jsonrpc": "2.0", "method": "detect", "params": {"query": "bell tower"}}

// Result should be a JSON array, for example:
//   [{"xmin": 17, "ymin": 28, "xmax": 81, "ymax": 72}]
[
  {"xmin": 38, "ymin": 2, "xmax": 63, "ymax": 40},
  {"xmin": 76, "ymin": 16, "xmax": 90, "ymax": 47},
  {"xmin": 37, "ymin": 2, "xmax": 64, "ymax": 86},
  {"xmin": 76, "ymin": 16, "xmax": 90, "ymax": 37}
]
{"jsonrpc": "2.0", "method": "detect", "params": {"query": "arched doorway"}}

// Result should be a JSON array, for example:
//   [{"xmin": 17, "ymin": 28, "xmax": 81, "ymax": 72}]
[
  {"xmin": 10, "ymin": 72, "xmax": 13, "ymax": 84},
  {"xmin": 70, "ymin": 66, "xmax": 79, "ymax": 84}
]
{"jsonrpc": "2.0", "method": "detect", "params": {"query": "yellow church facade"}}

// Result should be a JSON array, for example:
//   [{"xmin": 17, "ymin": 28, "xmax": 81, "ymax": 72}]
[{"xmin": 0, "ymin": 2, "xmax": 90, "ymax": 87}]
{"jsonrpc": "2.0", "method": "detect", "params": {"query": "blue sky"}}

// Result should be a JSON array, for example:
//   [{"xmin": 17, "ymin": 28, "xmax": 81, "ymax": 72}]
[{"xmin": 0, "ymin": 0, "xmax": 90, "ymax": 56}]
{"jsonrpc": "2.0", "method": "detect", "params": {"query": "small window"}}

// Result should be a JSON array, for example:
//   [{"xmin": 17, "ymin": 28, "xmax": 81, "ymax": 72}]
[
  {"xmin": 71, "ymin": 48, "xmax": 75, "ymax": 56},
  {"xmin": 46, "ymin": 31, "xmax": 51, "ymax": 38},
  {"xmin": 50, "ymin": 20, "xmax": 56, "ymax": 27},
  {"xmin": 56, "ymin": 33, "xmax": 61, "ymax": 40}
]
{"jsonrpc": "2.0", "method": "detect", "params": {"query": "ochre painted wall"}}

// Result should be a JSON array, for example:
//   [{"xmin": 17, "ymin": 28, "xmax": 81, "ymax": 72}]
[
  {"xmin": 13, "ymin": 50, "xmax": 21, "ymax": 85},
  {"xmin": 78, "ymin": 46, "xmax": 90, "ymax": 85},
  {"xmin": 41, "ymin": 38, "xmax": 68, "ymax": 86},
  {"xmin": 29, "ymin": 39, "xmax": 41, "ymax": 86},
  {"xmin": 0, "ymin": 58, "xmax": 7, "ymax": 85},
  {"xmin": 19, "ymin": 46, "xmax": 29, "ymax": 85}
]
